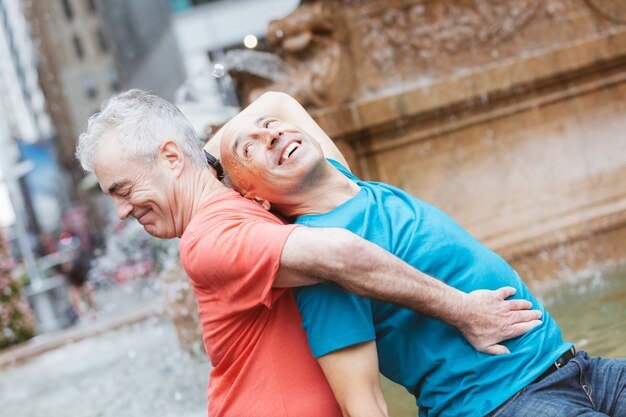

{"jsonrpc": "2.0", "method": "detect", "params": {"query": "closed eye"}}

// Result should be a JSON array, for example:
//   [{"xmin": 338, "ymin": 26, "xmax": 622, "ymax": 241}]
[
  {"xmin": 263, "ymin": 118, "xmax": 278, "ymax": 128},
  {"xmin": 240, "ymin": 142, "xmax": 254, "ymax": 158}
]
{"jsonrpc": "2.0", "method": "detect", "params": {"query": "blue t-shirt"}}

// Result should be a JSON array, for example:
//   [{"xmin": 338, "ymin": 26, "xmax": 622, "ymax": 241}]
[{"xmin": 294, "ymin": 159, "xmax": 572, "ymax": 417}]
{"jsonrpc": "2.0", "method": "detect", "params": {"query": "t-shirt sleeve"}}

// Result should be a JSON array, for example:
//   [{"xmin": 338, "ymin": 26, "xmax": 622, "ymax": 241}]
[
  {"xmin": 183, "ymin": 216, "xmax": 298, "ymax": 309},
  {"xmin": 294, "ymin": 283, "xmax": 376, "ymax": 358}
]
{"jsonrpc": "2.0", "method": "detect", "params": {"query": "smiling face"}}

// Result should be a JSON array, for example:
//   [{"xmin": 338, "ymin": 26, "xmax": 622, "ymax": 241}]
[
  {"xmin": 220, "ymin": 113, "xmax": 325, "ymax": 204},
  {"xmin": 93, "ymin": 136, "xmax": 179, "ymax": 239}
]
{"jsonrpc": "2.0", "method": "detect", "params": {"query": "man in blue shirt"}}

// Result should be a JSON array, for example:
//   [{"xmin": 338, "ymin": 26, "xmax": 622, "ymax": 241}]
[{"xmin": 211, "ymin": 93, "xmax": 626, "ymax": 417}]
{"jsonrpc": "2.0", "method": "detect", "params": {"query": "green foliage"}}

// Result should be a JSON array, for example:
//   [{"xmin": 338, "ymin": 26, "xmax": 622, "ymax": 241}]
[{"xmin": 0, "ymin": 230, "xmax": 36, "ymax": 349}]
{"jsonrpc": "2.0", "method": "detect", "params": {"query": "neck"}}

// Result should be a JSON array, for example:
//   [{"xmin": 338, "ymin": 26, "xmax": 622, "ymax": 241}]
[
  {"xmin": 176, "ymin": 165, "xmax": 226, "ymax": 236},
  {"xmin": 274, "ymin": 161, "xmax": 360, "ymax": 218}
]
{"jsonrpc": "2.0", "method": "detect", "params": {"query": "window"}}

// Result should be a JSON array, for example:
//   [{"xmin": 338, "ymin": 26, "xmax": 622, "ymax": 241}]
[
  {"xmin": 61, "ymin": 0, "xmax": 74, "ymax": 20},
  {"xmin": 107, "ymin": 68, "xmax": 119, "ymax": 91},
  {"xmin": 73, "ymin": 35, "xmax": 84, "ymax": 59},
  {"xmin": 85, "ymin": 0, "xmax": 97, "ymax": 13},
  {"xmin": 96, "ymin": 29, "xmax": 108, "ymax": 53},
  {"xmin": 83, "ymin": 73, "xmax": 98, "ymax": 98}
]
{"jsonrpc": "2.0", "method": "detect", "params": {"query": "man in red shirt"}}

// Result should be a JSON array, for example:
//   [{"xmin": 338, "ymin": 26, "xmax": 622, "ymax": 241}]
[{"xmin": 76, "ymin": 90, "xmax": 540, "ymax": 417}]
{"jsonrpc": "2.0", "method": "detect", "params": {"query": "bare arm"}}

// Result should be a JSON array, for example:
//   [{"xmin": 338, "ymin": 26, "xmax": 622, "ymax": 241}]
[
  {"xmin": 204, "ymin": 91, "xmax": 349, "ymax": 168},
  {"xmin": 206, "ymin": 93, "xmax": 542, "ymax": 354},
  {"xmin": 317, "ymin": 342, "xmax": 388, "ymax": 417},
  {"xmin": 278, "ymin": 226, "xmax": 543, "ymax": 355}
]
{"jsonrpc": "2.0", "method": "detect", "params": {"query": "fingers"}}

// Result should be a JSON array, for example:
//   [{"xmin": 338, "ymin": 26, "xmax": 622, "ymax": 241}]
[
  {"xmin": 496, "ymin": 286, "xmax": 516, "ymax": 299},
  {"xmin": 509, "ymin": 309, "xmax": 543, "ymax": 323},
  {"xmin": 505, "ymin": 299, "xmax": 533, "ymax": 311},
  {"xmin": 508, "ymin": 320, "xmax": 542, "ymax": 338},
  {"xmin": 481, "ymin": 344, "xmax": 511, "ymax": 355}
]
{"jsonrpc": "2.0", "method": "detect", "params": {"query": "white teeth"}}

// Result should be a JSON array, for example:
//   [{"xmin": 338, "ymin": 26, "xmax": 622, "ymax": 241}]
[{"xmin": 281, "ymin": 143, "xmax": 299, "ymax": 164}]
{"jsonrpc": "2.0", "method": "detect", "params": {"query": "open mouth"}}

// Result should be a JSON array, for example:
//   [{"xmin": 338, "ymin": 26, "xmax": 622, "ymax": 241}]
[{"xmin": 279, "ymin": 141, "xmax": 301, "ymax": 165}]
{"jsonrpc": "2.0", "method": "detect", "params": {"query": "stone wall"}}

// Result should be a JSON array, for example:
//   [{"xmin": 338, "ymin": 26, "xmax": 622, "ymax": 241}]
[{"xmin": 294, "ymin": 0, "xmax": 626, "ymax": 285}]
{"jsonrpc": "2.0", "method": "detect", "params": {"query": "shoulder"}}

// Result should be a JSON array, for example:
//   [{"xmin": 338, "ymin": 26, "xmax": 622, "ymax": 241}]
[
  {"xmin": 180, "ymin": 190, "xmax": 296, "ymax": 287},
  {"xmin": 182, "ymin": 190, "xmax": 282, "ymax": 243}
]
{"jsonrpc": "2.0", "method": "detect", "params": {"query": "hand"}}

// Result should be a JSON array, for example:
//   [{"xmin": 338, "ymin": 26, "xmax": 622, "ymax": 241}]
[{"xmin": 458, "ymin": 287, "xmax": 542, "ymax": 355}]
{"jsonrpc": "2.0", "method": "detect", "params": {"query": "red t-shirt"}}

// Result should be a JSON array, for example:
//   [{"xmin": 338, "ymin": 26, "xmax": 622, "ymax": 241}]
[{"xmin": 179, "ymin": 189, "xmax": 342, "ymax": 417}]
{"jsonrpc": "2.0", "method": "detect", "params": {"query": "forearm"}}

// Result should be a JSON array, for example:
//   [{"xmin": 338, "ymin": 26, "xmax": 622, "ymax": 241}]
[
  {"xmin": 282, "ymin": 225, "xmax": 542, "ymax": 355},
  {"xmin": 317, "ymin": 342, "xmax": 389, "ymax": 417},
  {"xmin": 281, "ymin": 226, "xmax": 468, "ymax": 325}
]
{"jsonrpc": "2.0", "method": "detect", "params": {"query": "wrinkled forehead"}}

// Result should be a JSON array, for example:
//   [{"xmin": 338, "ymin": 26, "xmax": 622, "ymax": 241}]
[{"xmin": 222, "ymin": 113, "xmax": 265, "ymax": 145}]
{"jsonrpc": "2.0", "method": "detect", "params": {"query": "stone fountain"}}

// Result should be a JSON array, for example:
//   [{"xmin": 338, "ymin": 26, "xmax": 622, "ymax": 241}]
[{"xmin": 230, "ymin": 0, "xmax": 626, "ymax": 286}]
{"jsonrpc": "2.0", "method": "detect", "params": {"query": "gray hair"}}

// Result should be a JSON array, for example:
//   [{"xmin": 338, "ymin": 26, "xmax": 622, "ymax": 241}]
[{"xmin": 76, "ymin": 89, "xmax": 207, "ymax": 172}]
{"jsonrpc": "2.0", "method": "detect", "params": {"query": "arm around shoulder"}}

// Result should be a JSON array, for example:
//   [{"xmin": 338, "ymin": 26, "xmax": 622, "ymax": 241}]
[{"xmin": 277, "ymin": 226, "xmax": 375, "ymax": 291}]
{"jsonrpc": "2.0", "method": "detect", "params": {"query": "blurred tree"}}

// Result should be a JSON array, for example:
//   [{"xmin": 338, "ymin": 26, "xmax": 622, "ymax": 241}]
[{"xmin": 0, "ymin": 229, "xmax": 36, "ymax": 349}]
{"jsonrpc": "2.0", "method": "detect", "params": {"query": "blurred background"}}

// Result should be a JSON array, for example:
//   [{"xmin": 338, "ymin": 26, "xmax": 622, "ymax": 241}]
[{"xmin": 0, "ymin": 0, "xmax": 625, "ymax": 416}]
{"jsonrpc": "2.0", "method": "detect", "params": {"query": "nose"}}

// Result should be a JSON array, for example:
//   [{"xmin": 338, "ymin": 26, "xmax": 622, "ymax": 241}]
[
  {"xmin": 261, "ymin": 128, "xmax": 281, "ymax": 149},
  {"xmin": 113, "ymin": 197, "xmax": 133, "ymax": 220}
]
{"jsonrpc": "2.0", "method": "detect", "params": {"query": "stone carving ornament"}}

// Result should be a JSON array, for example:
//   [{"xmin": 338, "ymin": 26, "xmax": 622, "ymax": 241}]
[
  {"xmin": 585, "ymin": 0, "xmax": 626, "ymax": 24},
  {"xmin": 348, "ymin": 0, "xmax": 541, "ymax": 81},
  {"xmin": 246, "ymin": 0, "xmax": 621, "ymax": 106},
  {"xmin": 261, "ymin": 0, "xmax": 355, "ymax": 107}
]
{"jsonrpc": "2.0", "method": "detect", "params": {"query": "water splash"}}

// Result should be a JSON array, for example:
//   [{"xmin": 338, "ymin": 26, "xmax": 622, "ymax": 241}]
[
  {"xmin": 219, "ymin": 49, "xmax": 287, "ymax": 82},
  {"xmin": 211, "ymin": 63, "xmax": 225, "ymax": 78}
]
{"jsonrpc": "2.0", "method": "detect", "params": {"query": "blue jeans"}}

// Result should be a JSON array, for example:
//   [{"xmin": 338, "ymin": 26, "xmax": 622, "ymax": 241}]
[{"xmin": 488, "ymin": 351, "xmax": 626, "ymax": 417}]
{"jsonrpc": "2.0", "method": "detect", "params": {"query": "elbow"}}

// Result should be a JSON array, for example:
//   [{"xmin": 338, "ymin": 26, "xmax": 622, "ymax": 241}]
[
  {"xmin": 257, "ymin": 90, "xmax": 291, "ymax": 103},
  {"xmin": 263, "ymin": 90, "xmax": 305, "ymax": 109}
]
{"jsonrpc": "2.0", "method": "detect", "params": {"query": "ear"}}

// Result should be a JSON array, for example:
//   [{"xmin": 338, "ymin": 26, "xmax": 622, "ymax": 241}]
[
  {"xmin": 159, "ymin": 141, "xmax": 183, "ymax": 176},
  {"xmin": 255, "ymin": 198, "xmax": 271, "ymax": 211},
  {"xmin": 243, "ymin": 191, "xmax": 271, "ymax": 211}
]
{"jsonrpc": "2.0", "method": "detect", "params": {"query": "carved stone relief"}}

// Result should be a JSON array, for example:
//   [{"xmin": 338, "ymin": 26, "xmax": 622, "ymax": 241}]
[
  {"xmin": 253, "ymin": 0, "xmax": 355, "ymax": 108},
  {"xmin": 586, "ymin": 0, "xmax": 626, "ymax": 24},
  {"xmin": 238, "ymin": 0, "xmax": 625, "ymax": 105},
  {"xmin": 343, "ymin": 0, "xmax": 545, "ymax": 92},
  {"xmin": 354, "ymin": 0, "xmax": 540, "ymax": 59}
]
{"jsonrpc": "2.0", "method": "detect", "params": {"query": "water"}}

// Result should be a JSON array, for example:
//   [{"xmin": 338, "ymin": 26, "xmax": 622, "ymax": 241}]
[
  {"xmin": 211, "ymin": 63, "xmax": 226, "ymax": 79},
  {"xmin": 541, "ymin": 267, "xmax": 626, "ymax": 358},
  {"xmin": 219, "ymin": 49, "xmax": 287, "ymax": 81},
  {"xmin": 381, "ymin": 266, "xmax": 626, "ymax": 416}
]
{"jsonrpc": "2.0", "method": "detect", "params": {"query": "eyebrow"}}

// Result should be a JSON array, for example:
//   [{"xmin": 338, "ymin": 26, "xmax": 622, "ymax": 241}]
[
  {"xmin": 231, "ymin": 115, "xmax": 270, "ymax": 157},
  {"xmin": 107, "ymin": 180, "xmax": 129, "ymax": 195}
]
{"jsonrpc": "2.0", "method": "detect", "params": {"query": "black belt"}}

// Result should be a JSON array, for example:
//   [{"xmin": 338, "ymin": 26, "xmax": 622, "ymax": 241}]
[{"xmin": 533, "ymin": 346, "xmax": 576, "ymax": 384}]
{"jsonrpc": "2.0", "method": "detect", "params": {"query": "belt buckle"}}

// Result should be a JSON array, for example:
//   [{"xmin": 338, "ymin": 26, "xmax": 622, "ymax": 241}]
[{"xmin": 555, "ymin": 347, "xmax": 575, "ymax": 370}]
